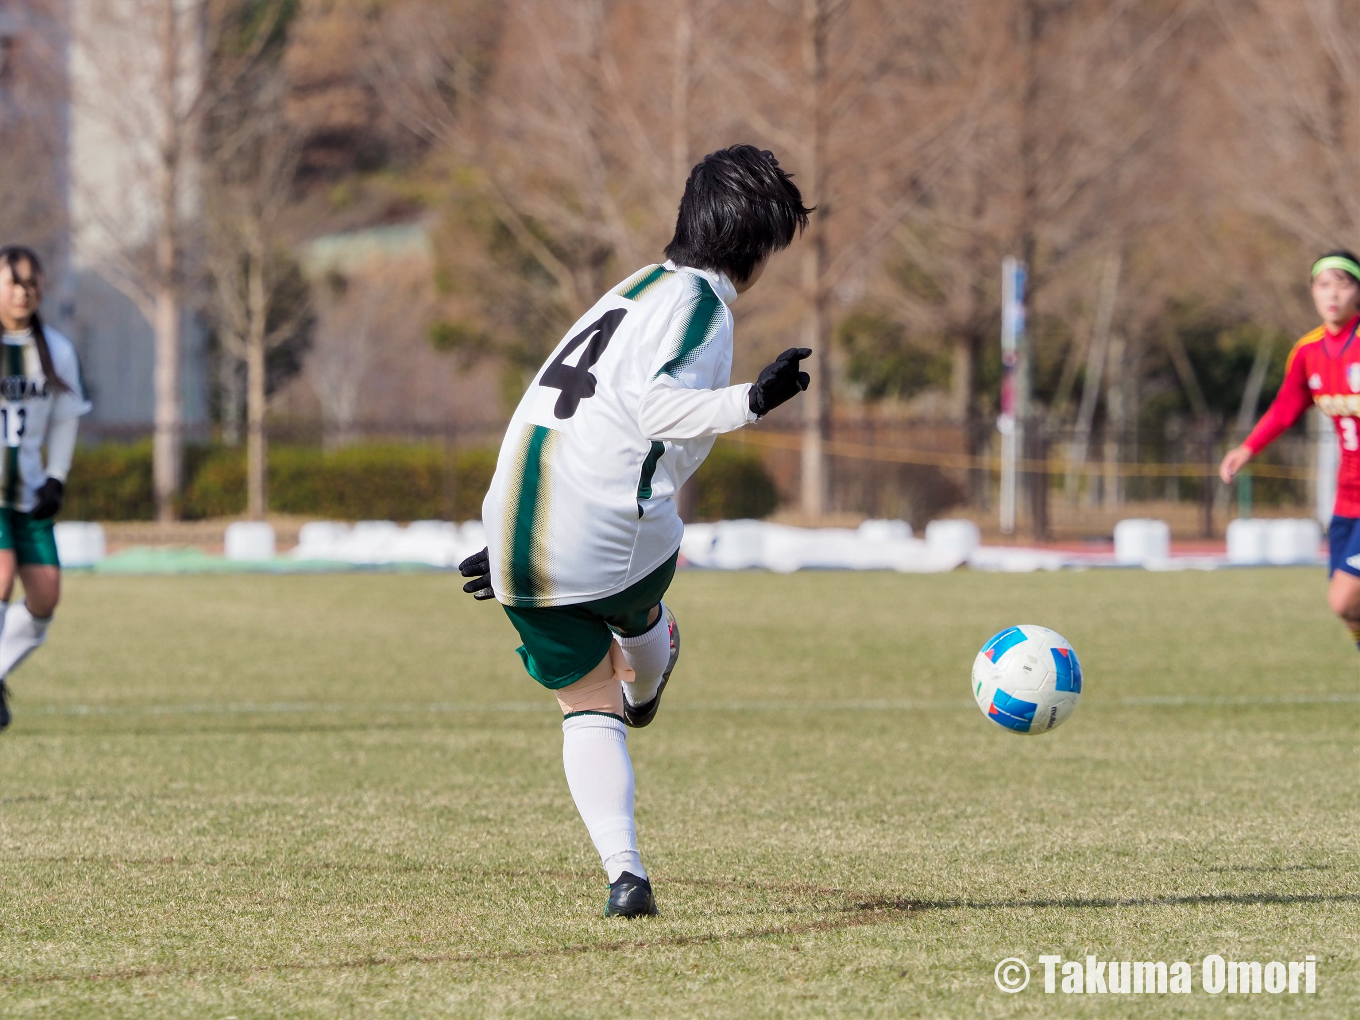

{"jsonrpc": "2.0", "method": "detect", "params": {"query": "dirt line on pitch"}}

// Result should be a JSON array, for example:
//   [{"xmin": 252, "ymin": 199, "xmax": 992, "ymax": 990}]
[
  {"xmin": 0, "ymin": 912, "xmax": 916, "ymax": 987},
  {"xmin": 5, "ymin": 856, "xmax": 847, "ymax": 899},
  {"xmin": 26, "ymin": 691, "xmax": 1360, "ymax": 721},
  {"xmin": 6, "ymin": 890, "xmax": 1358, "ymax": 988}
]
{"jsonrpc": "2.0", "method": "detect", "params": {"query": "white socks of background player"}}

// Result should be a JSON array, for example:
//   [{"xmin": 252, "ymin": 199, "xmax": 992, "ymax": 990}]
[
  {"xmin": 0, "ymin": 601, "xmax": 50, "ymax": 678},
  {"xmin": 561, "ymin": 714, "xmax": 646, "ymax": 882},
  {"xmin": 618, "ymin": 606, "xmax": 671, "ymax": 708}
]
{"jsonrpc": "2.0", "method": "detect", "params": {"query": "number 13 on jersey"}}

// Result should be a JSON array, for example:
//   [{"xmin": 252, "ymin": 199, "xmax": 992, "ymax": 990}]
[{"xmin": 0, "ymin": 407, "xmax": 27, "ymax": 449}]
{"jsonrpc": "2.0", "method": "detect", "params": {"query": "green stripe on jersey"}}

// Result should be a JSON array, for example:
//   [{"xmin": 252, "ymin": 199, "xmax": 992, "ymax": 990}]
[
  {"xmin": 617, "ymin": 264, "xmax": 674, "ymax": 301},
  {"xmin": 3, "ymin": 342, "xmax": 23, "ymax": 508},
  {"xmin": 504, "ymin": 424, "xmax": 557, "ymax": 605},
  {"xmin": 654, "ymin": 277, "xmax": 722, "ymax": 378},
  {"xmin": 636, "ymin": 441, "xmax": 665, "ymax": 500}
]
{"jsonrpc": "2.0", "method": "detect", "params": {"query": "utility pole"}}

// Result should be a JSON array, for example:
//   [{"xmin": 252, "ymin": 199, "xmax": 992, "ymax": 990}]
[
  {"xmin": 799, "ymin": 0, "xmax": 830, "ymax": 520},
  {"xmin": 999, "ymin": 257, "xmax": 1026, "ymax": 536}
]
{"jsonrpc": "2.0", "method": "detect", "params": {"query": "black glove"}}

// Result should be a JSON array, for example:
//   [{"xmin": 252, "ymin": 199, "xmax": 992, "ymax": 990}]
[
  {"xmin": 29, "ymin": 478, "xmax": 63, "ymax": 521},
  {"xmin": 458, "ymin": 546, "xmax": 496, "ymax": 600},
  {"xmin": 748, "ymin": 347, "xmax": 812, "ymax": 417}
]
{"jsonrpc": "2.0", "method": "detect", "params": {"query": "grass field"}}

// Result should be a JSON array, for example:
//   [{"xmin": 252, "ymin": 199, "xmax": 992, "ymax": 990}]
[{"xmin": 0, "ymin": 567, "xmax": 1356, "ymax": 1018}]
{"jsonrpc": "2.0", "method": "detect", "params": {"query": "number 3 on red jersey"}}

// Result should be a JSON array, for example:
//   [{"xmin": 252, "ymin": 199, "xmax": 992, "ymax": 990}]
[{"xmin": 1342, "ymin": 418, "xmax": 1359, "ymax": 452}]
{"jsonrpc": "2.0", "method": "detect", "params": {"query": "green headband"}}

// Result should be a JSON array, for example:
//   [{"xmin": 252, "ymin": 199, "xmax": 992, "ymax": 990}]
[{"xmin": 1311, "ymin": 255, "xmax": 1360, "ymax": 280}]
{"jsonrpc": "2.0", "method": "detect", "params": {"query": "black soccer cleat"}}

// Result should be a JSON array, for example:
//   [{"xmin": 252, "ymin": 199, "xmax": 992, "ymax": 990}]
[
  {"xmin": 605, "ymin": 872, "xmax": 658, "ymax": 917},
  {"xmin": 623, "ymin": 606, "xmax": 679, "ymax": 729},
  {"xmin": 0, "ymin": 680, "xmax": 10, "ymax": 732}
]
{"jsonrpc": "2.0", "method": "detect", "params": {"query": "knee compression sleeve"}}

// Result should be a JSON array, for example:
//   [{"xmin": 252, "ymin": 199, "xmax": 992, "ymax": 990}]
[{"xmin": 554, "ymin": 648, "xmax": 626, "ymax": 718}]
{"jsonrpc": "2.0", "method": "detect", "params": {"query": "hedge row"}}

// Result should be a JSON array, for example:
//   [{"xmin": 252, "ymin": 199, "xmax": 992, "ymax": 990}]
[{"xmin": 62, "ymin": 440, "xmax": 779, "ymax": 523}]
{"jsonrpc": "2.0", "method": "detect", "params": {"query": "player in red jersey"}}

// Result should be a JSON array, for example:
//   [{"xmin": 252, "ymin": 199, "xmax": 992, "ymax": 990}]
[{"xmin": 1220, "ymin": 250, "xmax": 1360, "ymax": 651}]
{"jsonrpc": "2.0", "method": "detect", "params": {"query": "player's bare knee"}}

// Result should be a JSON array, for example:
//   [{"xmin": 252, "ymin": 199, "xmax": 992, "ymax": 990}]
[
  {"xmin": 19, "ymin": 568, "xmax": 59, "ymax": 619},
  {"xmin": 26, "ymin": 584, "xmax": 59, "ymax": 619},
  {"xmin": 1326, "ymin": 573, "xmax": 1360, "ymax": 620},
  {"xmin": 26, "ymin": 594, "xmax": 57, "ymax": 619},
  {"xmin": 1332, "ymin": 588, "xmax": 1360, "ymax": 622}
]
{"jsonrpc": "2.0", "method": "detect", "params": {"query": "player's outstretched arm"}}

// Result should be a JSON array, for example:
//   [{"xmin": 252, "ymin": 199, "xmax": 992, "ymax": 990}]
[
  {"xmin": 1224, "ymin": 340, "xmax": 1313, "ymax": 485},
  {"xmin": 1219, "ymin": 445, "xmax": 1253, "ymax": 485},
  {"xmin": 458, "ymin": 547, "xmax": 495, "ymax": 601},
  {"xmin": 637, "ymin": 347, "xmax": 813, "ymax": 441}
]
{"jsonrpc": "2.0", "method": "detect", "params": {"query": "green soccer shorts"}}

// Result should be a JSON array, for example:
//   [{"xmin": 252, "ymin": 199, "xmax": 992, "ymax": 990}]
[
  {"xmin": 501, "ymin": 550, "xmax": 679, "ymax": 689},
  {"xmin": 0, "ymin": 507, "xmax": 59, "ymax": 567}
]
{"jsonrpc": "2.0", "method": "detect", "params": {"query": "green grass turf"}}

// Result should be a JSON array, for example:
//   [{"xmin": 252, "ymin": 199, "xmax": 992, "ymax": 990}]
[{"xmin": 0, "ymin": 567, "xmax": 1356, "ymax": 1018}]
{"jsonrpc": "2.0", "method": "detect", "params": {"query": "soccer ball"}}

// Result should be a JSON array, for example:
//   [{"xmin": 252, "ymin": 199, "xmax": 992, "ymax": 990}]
[{"xmin": 971, "ymin": 625, "xmax": 1082, "ymax": 735}]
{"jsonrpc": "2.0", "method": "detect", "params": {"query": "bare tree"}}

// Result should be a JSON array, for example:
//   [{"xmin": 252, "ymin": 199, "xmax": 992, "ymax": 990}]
[
  {"xmin": 306, "ymin": 273, "xmax": 373, "ymax": 449},
  {"xmin": 1210, "ymin": 0, "xmax": 1360, "ymax": 254},
  {"xmin": 365, "ymin": 0, "xmax": 703, "ymax": 402},
  {"xmin": 305, "ymin": 261, "xmax": 431, "ymax": 449},
  {"xmin": 204, "ymin": 65, "xmax": 311, "ymax": 518},
  {"xmin": 71, "ymin": 0, "xmax": 278, "ymax": 520},
  {"xmin": 70, "ymin": 1, "xmax": 202, "ymax": 519},
  {"xmin": 0, "ymin": 0, "xmax": 67, "ymax": 262},
  {"xmin": 713, "ymin": 0, "xmax": 984, "ymax": 517}
]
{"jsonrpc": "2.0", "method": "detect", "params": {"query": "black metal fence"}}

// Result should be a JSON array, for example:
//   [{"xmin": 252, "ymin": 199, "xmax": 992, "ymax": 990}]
[{"xmin": 78, "ymin": 412, "xmax": 1325, "ymax": 536}]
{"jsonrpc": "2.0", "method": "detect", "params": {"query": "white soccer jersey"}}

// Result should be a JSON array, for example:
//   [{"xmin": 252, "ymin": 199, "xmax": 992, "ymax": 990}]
[
  {"xmin": 483, "ymin": 262, "xmax": 756, "ymax": 607},
  {"xmin": 0, "ymin": 327, "xmax": 92, "ymax": 511}
]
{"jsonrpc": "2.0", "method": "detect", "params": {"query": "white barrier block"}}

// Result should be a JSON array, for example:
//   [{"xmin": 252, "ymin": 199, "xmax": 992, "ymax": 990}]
[
  {"xmin": 1296, "ymin": 518, "xmax": 1324, "ymax": 563},
  {"xmin": 687, "ymin": 519, "xmax": 969, "ymax": 573},
  {"xmin": 54, "ymin": 522, "xmax": 105, "ymax": 567},
  {"xmin": 1267, "ymin": 518, "xmax": 1322, "ymax": 565},
  {"xmin": 1113, "ymin": 518, "xmax": 1170, "ymax": 566},
  {"xmin": 224, "ymin": 521, "xmax": 276, "ymax": 561},
  {"xmin": 1226, "ymin": 518, "xmax": 1269, "ymax": 565},
  {"xmin": 925, "ymin": 519, "xmax": 981, "ymax": 562},
  {"xmin": 341, "ymin": 521, "xmax": 402, "ymax": 563},
  {"xmin": 295, "ymin": 520, "xmax": 349, "ymax": 559},
  {"xmin": 759, "ymin": 523, "xmax": 810, "ymax": 573},
  {"xmin": 296, "ymin": 519, "xmax": 487, "ymax": 565},
  {"xmin": 788, "ymin": 530, "xmax": 881, "ymax": 571},
  {"xmin": 710, "ymin": 519, "xmax": 769, "ymax": 570},
  {"xmin": 968, "ymin": 546, "xmax": 1068, "ymax": 572},
  {"xmin": 297, "ymin": 520, "xmax": 348, "ymax": 549},
  {"xmin": 459, "ymin": 520, "xmax": 487, "ymax": 557},
  {"xmin": 394, "ymin": 520, "xmax": 462, "ymax": 566},
  {"xmin": 680, "ymin": 522, "xmax": 717, "ymax": 567},
  {"xmin": 857, "ymin": 519, "xmax": 912, "ymax": 543}
]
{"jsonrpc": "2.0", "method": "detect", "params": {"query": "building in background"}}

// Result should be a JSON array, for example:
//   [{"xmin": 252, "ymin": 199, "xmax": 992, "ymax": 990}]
[{"xmin": 0, "ymin": 0, "xmax": 209, "ymax": 438}]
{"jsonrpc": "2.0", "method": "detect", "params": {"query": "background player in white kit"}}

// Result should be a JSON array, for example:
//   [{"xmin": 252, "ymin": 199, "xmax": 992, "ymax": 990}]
[
  {"xmin": 460, "ymin": 146, "xmax": 813, "ymax": 916},
  {"xmin": 0, "ymin": 247, "xmax": 93, "ymax": 732}
]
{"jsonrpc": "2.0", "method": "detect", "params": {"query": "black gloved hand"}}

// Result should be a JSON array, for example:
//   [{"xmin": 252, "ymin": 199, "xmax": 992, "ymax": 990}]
[
  {"xmin": 748, "ymin": 347, "xmax": 812, "ymax": 417},
  {"xmin": 458, "ymin": 546, "xmax": 496, "ymax": 600},
  {"xmin": 29, "ymin": 478, "xmax": 63, "ymax": 521}
]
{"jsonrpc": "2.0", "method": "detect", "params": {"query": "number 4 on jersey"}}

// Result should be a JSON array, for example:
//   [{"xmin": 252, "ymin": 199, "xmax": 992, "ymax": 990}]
[{"xmin": 540, "ymin": 308, "xmax": 627, "ymax": 419}]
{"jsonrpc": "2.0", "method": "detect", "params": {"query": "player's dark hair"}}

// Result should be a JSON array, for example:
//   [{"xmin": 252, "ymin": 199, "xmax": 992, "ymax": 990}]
[
  {"xmin": 0, "ymin": 246, "xmax": 71, "ymax": 394},
  {"xmin": 1318, "ymin": 248, "xmax": 1360, "ymax": 286},
  {"xmin": 664, "ymin": 145, "xmax": 812, "ymax": 284}
]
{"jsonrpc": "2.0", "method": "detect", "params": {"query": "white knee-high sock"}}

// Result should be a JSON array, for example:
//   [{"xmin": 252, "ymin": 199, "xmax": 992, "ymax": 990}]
[
  {"xmin": 0, "ymin": 601, "xmax": 49, "ymax": 678},
  {"xmin": 561, "ymin": 713, "xmax": 646, "ymax": 882},
  {"xmin": 618, "ymin": 605, "xmax": 672, "ymax": 707}
]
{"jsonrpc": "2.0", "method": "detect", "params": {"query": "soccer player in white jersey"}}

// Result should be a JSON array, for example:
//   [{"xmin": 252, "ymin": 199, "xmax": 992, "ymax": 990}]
[
  {"xmin": 0, "ymin": 247, "xmax": 93, "ymax": 733},
  {"xmin": 459, "ymin": 145, "xmax": 813, "ymax": 917}
]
